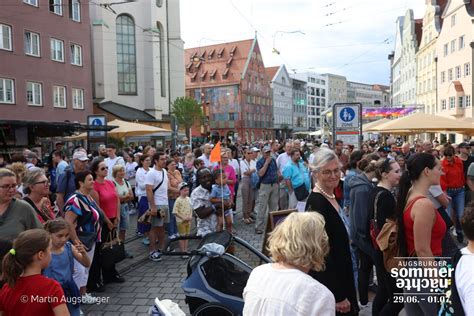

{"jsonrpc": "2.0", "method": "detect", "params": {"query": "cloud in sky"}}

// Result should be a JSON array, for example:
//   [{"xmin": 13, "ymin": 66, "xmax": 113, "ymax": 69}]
[{"xmin": 180, "ymin": 0, "xmax": 426, "ymax": 85}]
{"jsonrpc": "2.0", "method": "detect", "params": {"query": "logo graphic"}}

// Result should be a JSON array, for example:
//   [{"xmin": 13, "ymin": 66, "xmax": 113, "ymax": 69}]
[
  {"xmin": 91, "ymin": 118, "xmax": 103, "ymax": 126},
  {"xmin": 340, "ymin": 107, "xmax": 355, "ymax": 122}
]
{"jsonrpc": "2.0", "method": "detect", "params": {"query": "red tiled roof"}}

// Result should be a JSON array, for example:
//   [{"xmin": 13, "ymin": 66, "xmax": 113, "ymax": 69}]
[
  {"xmin": 184, "ymin": 39, "xmax": 255, "ymax": 88},
  {"xmin": 415, "ymin": 18, "xmax": 423, "ymax": 48},
  {"xmin": 438, "ymin": 0, "xmax": 449, "ymax": 27},
  {"xmin": 373, "ymin": 84, "xmax": 390, "ymax": 91},
  {"xmin": 265, "ymin": 66, "xmax": 279, "ymax": 82}
]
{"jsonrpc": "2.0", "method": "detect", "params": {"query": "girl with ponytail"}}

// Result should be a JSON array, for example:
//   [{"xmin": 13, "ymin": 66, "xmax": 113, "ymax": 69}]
[
  {"xmin": 0, "ymin": 229, "xmax": 68, "ymax": 316},
  {"xmin": 395, "ymin": 153, "xmax": 447, "ymax": 315}
]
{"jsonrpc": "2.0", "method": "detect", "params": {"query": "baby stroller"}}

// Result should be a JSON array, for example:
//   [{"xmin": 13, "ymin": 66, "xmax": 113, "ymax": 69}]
[{"xmin": 162, "ymin": 231, "xmax": 271, "ymax": 316}]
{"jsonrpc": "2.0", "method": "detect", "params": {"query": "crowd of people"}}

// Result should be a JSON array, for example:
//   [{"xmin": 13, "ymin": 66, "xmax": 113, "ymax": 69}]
[{"xmin": 0, "ymin": 137, "xmax": 473, "ymax": 315}]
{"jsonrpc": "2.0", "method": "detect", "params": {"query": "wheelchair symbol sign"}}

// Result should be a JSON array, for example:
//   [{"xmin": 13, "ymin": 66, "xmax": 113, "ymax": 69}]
[{"xmin": 340, "ymin": 107, "xmax": 355, "ymax": 122}]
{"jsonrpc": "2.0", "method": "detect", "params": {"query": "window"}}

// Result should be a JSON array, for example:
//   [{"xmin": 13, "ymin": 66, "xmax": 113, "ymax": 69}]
[
  {"xmin": 441, "ymin": 71, "xmax": 446, "ymax": 83},
  {"xmin": 456, "ymin": 66, "xmax": 461, "ymax": 79},
  {"xmin": 448, "ymin": 69, "xmax": 453, "ymax": 81},
  {"xmin": 449, "ymin": 97, "xmax": 455, "ymax": 109},
  {"xmin": 466, "ymin": 95, "xmax": 471, "ymax": 107},
  {"xmin": 49, "ymin": 0, "xmax": 62, "ymax": 15},
  {"xmin": 0, "ymin": 78, "xmax": 14, "ymax": 104},
  {"xmin": 0, "ymin": 24, "xmax": 12, "ymax": 51},
  {"xmin": 50, "ymin": 38, "xmax": 64, "ymax": 62},
  {"xmin": 26, "ymin": 82, "xmax": 42, "ymax": 106},
  {"xmin": 70, "ymin": 44, "xmax": 82, "ymax": 66},
  {"xmin": 451, "ymin": 40, "xmax": 456, "ymax": 53},
  {"xmin": 24, "ymin": 31, "xmax": 40, "ymax": 56},
  {"xmin": 53, "ymin": 85, "xmax": 66, "ymax": 108},
  {"xmin": 459, "ymin": 96, "xmax": 464, "ymax": 108},
  {"xmin": 459, "ymin": 35, "xmax": 465, "ymax": 50},
  {"xmin": 441, "ymin": 99, "xmax": 446, "ymax": 110},
  {"xmin": 116, "ymin": 15, "xmax": 137, "ymax": 94},
  {"xmin": 451, "ymin": 14, "xmax": 456, "ymax": 27},
  {"xmin": 72, "ymin": 88, "xmax": 84, "ymax": 109},
  {"xmin": 69, "ymin": 0, "xmax": 81, "ymax": 22},
  {"xmin": 465, "ymin": 63, "xmax": 471, "ymax": 77},
  {"xmin": 443, "ymin": 43, "xmax": 448, "ymax": 57},
  {"xmin": 23, "ymin": 0, "xmax": 38, "ymax": 6}
]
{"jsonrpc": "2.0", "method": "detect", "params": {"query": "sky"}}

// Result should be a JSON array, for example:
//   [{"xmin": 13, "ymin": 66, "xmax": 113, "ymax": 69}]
[{"xmin": 180, "ymin": 0, "xmax": 426, "ymax": 85}]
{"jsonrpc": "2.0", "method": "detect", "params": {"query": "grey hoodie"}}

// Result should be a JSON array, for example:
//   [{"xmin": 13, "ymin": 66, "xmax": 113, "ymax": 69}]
[{"xmin": 348, "ymin": 173, "xmax": 375, "ymax": 256}]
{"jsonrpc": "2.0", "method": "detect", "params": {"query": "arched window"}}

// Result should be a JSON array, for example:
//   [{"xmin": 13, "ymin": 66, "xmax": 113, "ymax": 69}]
[
  {"xmin": 116, "ymin": 15, "xmax": 137, "ymax": 94},
  {"xmin": 157, "ymin": 22, "xmax": 166, "ymax": 97}
]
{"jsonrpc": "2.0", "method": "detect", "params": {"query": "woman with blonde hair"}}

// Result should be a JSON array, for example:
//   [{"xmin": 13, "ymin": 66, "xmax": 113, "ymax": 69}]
[
  {"xmin": 22, "ymin": 168, "xmax": 55, "ymax": 223},
  {"xmin": 243, "ymin": 212, "xmax": 335, "ymax": 316}
]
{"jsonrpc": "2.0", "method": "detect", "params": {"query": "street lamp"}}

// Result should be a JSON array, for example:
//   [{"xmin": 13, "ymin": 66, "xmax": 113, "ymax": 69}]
[{"xmin": 272, "ymin": 30, "xmax": 305, "ymax": 55}]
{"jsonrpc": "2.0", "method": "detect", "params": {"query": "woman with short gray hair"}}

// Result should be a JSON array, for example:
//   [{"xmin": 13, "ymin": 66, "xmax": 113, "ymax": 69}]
[
  {"xmin": 22, "ymin": 168, "xmax": 55, "ymax": 223},
  {"xmin": 0, "ymin": 168, "xmax": 41, "ymax": 240},
  {"xmin": 306, "ymin": 148, "xmax": 358, "ymax": 315}
]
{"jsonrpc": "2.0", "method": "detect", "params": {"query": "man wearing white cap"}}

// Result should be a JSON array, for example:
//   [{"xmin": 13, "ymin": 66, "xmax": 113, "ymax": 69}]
[{"xmin": 56, "ymin": 150, "xmax": 90, "ymax": 211}]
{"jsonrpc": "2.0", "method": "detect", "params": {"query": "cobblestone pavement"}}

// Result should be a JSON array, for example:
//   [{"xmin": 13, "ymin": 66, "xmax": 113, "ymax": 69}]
[{"xmin": 82, "ymin": 202, "xmax": 265, "ymax": 316}]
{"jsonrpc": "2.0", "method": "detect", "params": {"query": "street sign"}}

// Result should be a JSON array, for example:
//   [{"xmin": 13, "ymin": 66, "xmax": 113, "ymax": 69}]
[
  {"xmin": 332, "ymin": 103, "xmax": 362, "ymax": 149},
  {"xmin": 87, "ymin": 115, "xmax": 107, "ymax": 138}
]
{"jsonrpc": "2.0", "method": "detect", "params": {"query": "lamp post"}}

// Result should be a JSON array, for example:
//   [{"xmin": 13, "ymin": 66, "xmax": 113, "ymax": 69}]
[{"xmin": 272, "ymin": 30, "xmax": 305, "ymax": 55}]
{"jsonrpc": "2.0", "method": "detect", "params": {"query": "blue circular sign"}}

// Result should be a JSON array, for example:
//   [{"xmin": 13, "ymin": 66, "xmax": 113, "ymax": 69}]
[
  {"xmin": 91, "ymin": 118, "xmax": 103, "ymax": 126},
  {"xmin": 340, "ymin": 107, "xmax": 355, "ymax": 122}
]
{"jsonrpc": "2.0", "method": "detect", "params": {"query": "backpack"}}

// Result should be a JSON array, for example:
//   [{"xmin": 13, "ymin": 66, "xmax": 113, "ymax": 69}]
[{"xmin": 438, "ymin": 249, "xmax": 465, "ymax": 316}]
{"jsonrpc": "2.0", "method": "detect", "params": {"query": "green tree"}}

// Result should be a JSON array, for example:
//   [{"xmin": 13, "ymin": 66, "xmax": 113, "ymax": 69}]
[{"xmin": 171, "ymin": 96, "xmax": 204, "ymax": 139}]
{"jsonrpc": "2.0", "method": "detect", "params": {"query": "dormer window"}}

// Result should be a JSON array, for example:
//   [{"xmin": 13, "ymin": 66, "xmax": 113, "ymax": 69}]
[
  {"xmin": 210, "ymin": 69, "xmax": 216, "ymax": 79},
  {"xmin": 201, "ymin": 70, "xmax": 207, "ymax": 80},
  {"xmin": 223, "ymin": 68, "xmax": 229, "ymax": 79},
  {"xmin": 208, "ymin": 49, "xmax": 215, "ymax": 60},
  {"xmin": 217, "ymin": 47, "xmax": 224, "ymax": 58},
  {"xmin": 226, "ymin": 57, "xmax": 233, "ymax": 66},
  {"xmin": 230, "ymin": 45, "xmax": 237, "ymax": 56}
]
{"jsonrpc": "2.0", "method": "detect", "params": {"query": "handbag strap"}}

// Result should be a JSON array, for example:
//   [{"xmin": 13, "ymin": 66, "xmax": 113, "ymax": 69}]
[
  {"xmin": 372, "ymin": 190, "xmax": 384, "ymax": 222},
  {"xmin": 153, "ymin": 170, "xmax": 165, "ymax": 193}
]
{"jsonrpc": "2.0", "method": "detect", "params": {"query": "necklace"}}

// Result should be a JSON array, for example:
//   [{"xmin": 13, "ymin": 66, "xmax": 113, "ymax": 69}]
[{"xmin": 315, "ymin": 183, "xmax": 335, "ymax": 199}]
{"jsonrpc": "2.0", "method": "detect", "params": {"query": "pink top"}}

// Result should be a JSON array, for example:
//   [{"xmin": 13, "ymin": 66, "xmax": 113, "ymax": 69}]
[
  {"xmin": 214, "ymin": 164, "xmax": 237, "ymax": 199},
  {"xmin": 94, "ymin": 180, "xmax": 118, "ymax": 219}
]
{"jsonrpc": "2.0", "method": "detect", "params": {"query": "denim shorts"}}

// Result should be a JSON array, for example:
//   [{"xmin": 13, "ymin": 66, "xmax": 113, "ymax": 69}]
[{"xmin": 120, "ymin": 203, "xmax": 130, "ymax": 230}]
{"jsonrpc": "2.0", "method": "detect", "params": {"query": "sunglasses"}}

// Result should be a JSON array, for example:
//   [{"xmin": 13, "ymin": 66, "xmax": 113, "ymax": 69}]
[{"xmin": 100, "ymin": 166, "xmax": 108, "ymax": 171}]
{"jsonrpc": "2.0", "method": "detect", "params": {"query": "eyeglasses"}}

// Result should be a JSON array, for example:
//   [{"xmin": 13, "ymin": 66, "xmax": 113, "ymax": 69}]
[
  {"xmin": 320, "ymin": 168, "xmax": 341, "ymax": 177},
  {"xmin": 34, "ymin": 180, "xmax": 50, "ymax": 185},
  {"xmin": 0, "ymin": 184, "xmax": 17, "ymax": 190},
  {"xmin": 100, "ymin": 167, "xmax": 108, "ymax": 171}
]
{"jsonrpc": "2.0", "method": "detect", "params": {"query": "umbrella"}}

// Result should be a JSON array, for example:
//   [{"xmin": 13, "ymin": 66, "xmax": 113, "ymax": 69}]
[
  {"xmin": 64, "ymin": 119, "xmax": 171, "ymax": 140},
  {"xmin": 366, "ymin": 113, "xmax": 474, "ymax": 134},
  {"xmin": 362, "ymin": 118, "xmax": 391, "ymax": 132},
  {"xmin": 107, "ymin": 119, "xmax": 171, "ymax": 138}
]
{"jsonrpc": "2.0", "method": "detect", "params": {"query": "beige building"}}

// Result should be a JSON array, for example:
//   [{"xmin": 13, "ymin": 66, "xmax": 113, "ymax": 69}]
[
  {"xmin": 436, "ymin": 0, "xmax": 473, "ymax": 141},
  {"xmin": 401, "ymin": 10, "xmax": 422, "ymax": 106},
  {"xmin": 416, "ymin": 0, "xmax": 447, "ymax": 115},
  {"xmin": 325, "ymin": 73, "xmax": 347, "ymax": 109}
]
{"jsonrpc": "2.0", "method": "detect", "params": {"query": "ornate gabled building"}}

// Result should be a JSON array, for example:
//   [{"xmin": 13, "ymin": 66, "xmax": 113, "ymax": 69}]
[{"xmin": 185, "ymin": 37, "xmax": 273, "ymax": 143}]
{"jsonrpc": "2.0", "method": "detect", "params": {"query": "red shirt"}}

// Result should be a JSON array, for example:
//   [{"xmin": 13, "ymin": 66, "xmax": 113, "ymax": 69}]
[
  {"xmin": 403, "ymin": 197, "xmax": 446, "ymax": 256},
  {"xmin": 94, "ymin": 180, "xmax": 118, "ymax": 219},
  {"xmin": 440, "ymin": 156, "xmax": 465, "ymax": 190},
  {"xmin": 0, "ymin": 274, "xmax": 65, "ymax": 316}
]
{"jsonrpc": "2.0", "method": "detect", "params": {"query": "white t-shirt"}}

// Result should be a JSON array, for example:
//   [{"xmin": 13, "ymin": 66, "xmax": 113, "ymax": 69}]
[
  {"xmin": 239, "ymin": 159, "xmax": 256, "ymax": 178},
  {"xmin": 105, "ymin": 156, "xmax": 125, "ymax": 179},
  {"xmin": 276, "ymin": 152, "xmax": 291, "ymax": 174},
  {"xmin": 229, "ymin": 158, "xmax": 240, "ymax": 177},
  {"xmin": 455, "ymin": 247, "xmax": 474, "ymax": 315},
  {"xmin": 243, "ymin": 263, "xmax": 335, "ymax": 316},
  {"xmin": 145, "ymin": 167, "xmax": 168, "ymax": 206},
  {"xmin": 135, "ymin": 167, "xmax": 149, "ymax": 198}
]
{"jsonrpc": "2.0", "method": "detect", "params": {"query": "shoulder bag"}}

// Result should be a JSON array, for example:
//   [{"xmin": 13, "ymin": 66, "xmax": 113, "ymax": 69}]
[{"xmin": 369, "ymin": 190, "xmax": 384, "ymax": 250}]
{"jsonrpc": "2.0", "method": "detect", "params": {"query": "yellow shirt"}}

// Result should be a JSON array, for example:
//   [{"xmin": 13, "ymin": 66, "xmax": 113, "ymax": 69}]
[{"xmin": 173, "ymin": 196, "xmax": 192, "ymax": 223}]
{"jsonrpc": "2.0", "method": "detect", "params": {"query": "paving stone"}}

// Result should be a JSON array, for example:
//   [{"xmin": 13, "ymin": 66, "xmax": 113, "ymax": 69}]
[{"xmin": 119, "ymin": 305, "xmax": 136, "ymax": 312}]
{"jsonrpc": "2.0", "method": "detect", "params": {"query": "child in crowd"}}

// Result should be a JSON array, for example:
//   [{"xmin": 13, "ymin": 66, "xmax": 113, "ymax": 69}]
[
  {"xmin": 210, "ymin": 169, "xmax": 233, "ymax": 233},
  {"xmin": 0, "ymin": 229, "xmax": 69, "ymax": 316},
  {"xmin": 44, "ymin": 219, "xmax": 91, "ymax": 316},
  {"xmin": 172, "ymin": 183, "xmax": 193, "ymax": 258}
]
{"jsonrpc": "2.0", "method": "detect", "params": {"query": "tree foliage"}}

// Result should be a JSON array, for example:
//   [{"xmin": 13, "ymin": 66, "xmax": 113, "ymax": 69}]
[{"xmin": 171, "ymin": 96, "xmax": 204, "ymax": 138}]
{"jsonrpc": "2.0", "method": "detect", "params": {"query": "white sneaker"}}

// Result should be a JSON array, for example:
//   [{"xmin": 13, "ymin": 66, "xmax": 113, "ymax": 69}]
[
  {"xmin": 149, "ymin": 250, "xmax": 162, "ymax": 262},
  {"xmin": 81, "ymin": 292, "xmax": 99, "ymax": 305}
]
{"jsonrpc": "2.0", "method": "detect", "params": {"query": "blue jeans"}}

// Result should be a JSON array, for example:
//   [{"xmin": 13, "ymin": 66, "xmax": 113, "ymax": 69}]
[
  {"xmin": 447, "ymin": 188, "xmax": 465, "ymax": 234},
  {"xmin": 167, "ymin": 199, "xmax": 177, "ymax": 237}
]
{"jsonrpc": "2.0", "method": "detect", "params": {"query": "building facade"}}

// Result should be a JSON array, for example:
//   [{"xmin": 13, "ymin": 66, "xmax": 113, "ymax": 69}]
[
  {"xmin": 291, "ymin": 78, "xmax": 307, "ymax": 134},
  {"xmin": 401, "ymin": 10, "xmax": 422, "ymax": 106},
  {"xmin": 325, "ymin": 73, "xmax": 347, "ymax": 109},
  {"xmin": 291, "ymin": 72, "xmax": 327, "ymax": 130},
  {"xmin": 416, "ymin": 0, "xmax": 447, "ymax": 115},
  {"xmin": 0, "ymin": 0, "xmax": 93, "ymax": 134},
  {"xmin": 90, "ymin": 0, "xmax": 184, "ymax": 123},
  {"xmin": 390, "ymin": 16, "xmax": 405, "ymax": 106},
  {"xmin": 347, "ymin": 81, "xmax": 387, "ymax": 108},
  {"xmin": 436, "ymin": 0, "xmax": 473, "ymax": 138},
  {"xmin": 266, "ymin": 65, "xmax": 293, "ymax": 138},
  {"xmin": 185, "ymin": 38, "xmax": 273, "ymax": 143}
]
